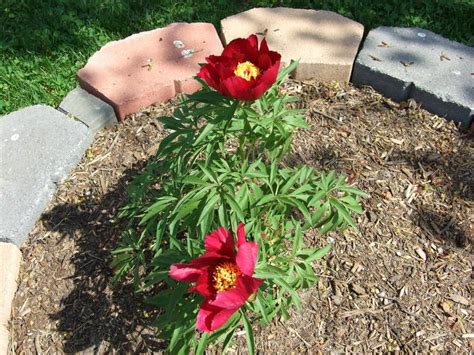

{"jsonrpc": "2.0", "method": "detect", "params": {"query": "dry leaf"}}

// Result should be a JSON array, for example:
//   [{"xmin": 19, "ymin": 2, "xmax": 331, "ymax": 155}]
[
  {"xmin": 400, "ymin": 61, "xmax": 415, "ymax": 67},
  {"xmin": 449, "ymin": 294, "xmax": 469, "ymax": 306},
  {"xmin": 440, "ymin": 52, "xmax": 451, "ymax": 61},
  {"xmin": 390, "ymin": 138, "xmax": 404, "ymax": 145},
  {"xmin": 440, "ymin": 301, "xmax": 453, "ymax": 315},
  {"xmin": 378, "ymin": 41, "xmax": 391, "ymax": 48},
  {"xmin": 369, "ymin": 54, "xmax": 382, "ymax": 62}
]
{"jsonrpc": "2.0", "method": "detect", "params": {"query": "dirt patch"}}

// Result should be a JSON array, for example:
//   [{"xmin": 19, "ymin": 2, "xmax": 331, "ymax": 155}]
[{"xmin": 9, "ymin": 81, "xmax": 473, "ymax": 353}]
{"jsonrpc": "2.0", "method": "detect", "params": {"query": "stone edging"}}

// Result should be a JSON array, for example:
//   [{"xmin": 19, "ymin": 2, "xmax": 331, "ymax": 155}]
[
  {"xmin": 0, "ymin": 242, "xmax": 21, "ymax": 355},
  {"xmin": 1, "ymin": 7, "xmax": 473, "ymax": 354}
]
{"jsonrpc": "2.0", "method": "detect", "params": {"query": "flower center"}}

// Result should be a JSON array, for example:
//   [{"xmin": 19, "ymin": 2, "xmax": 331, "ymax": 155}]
[
  {"xmin": 212, "ymin": 262, "xmax": 241, "ymax": 293},
  {"xmin": 234, "ymin": 61, "xmax": 261, "ymax": 81}
]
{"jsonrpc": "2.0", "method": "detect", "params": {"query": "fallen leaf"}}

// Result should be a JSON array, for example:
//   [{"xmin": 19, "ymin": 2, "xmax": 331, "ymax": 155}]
[
  {"xmin": 440, "ymin": 301, "xmax": 453, "ymax": 315},
  {"xmin": 378, "ymin": 41, "xmax": 391, "ymax": 48},
  {"xmin": 440, "ymin": 52, "xmax": 451, "ymax": 61},
  {"xmin": 400, "ymin": 61, "xmax": 415, "ymax": 67},
  {"xmin": 369, "ymin": 54, "xmax": 382, "ymax": 62},
  {"xmin": 449, "ymin": 294, "xmax": 469, "ymax": 306},
  {"xmin": 390, "ymin": 138, "xmax": 404, "ymax": 145}
]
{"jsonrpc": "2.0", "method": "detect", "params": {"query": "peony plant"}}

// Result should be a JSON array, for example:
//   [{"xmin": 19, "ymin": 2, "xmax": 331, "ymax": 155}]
[{"xmin": 113, "ymin": 35, "xmax": 366, "ymax": 353}]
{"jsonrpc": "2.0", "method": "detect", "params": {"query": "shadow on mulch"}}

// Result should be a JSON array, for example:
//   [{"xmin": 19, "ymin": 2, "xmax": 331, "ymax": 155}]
[
  {"xmin": 417, "ymin": 208, "xmax": 471, "ymax": 249},
  {"xmin": 286, "ymin": 123, "xmax": 473, "ymax": 251},
  {"xmin": 392, "ymin": 145, "xmax": 473, "ymax": 250},
  {"xmin": 39, "ymin": 163, "xmax": 163, "ymax": 353}
]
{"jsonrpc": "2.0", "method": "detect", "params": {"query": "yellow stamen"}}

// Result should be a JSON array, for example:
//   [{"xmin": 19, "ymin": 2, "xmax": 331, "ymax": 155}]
[
  {"xmin": 213, "ymin": 262, "xmax": 241, "ymax": 293},
  {"xmin": 234, "ymin": 61, "xmax": 261, "ymax": 81}
]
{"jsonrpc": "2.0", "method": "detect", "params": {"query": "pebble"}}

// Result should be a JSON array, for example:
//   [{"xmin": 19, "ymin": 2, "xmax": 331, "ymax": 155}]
[
  {"xmin": 332, "ymin": 295, "xmax": 343, "ymax": 305},
  {"xmin": 351, "ymin": 283, "xmax": 366, "ymax": 295}
]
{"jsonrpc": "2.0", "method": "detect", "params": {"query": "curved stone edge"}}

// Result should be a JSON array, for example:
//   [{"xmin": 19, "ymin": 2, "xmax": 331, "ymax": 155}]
[
  {"xmin": 0, "ymin": 101, "xmax": 103, "ymax": 353},
  {"xmin": 0, "ymin": 242, "xmax": 21, "ymax": 355},
  {"xmin": 76, "ymin": 22, "xmax": 223, "ymax": 120},
  {"xmin": 352, "ymin": 26, "xmax": 474, "ymax": 128},
  {"xmin": 0, "ymin": 105, "xmax": 95, "ymax": 247}
]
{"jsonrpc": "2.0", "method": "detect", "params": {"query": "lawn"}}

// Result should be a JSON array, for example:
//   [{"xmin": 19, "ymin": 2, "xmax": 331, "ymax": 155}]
[{"xmin": 1, "ymin": 0, "xmax": 473, "ymax": 115}]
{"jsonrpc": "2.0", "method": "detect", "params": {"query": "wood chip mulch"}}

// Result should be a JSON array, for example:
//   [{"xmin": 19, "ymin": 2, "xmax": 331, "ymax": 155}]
[{"xmin": 9, "ymin": 81, "xmax": 473, "ymax": 354}]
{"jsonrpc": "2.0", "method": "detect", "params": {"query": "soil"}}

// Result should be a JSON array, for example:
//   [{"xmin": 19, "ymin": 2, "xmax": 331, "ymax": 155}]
[{"xmin": 9, "ymin": 81, "xmax": 473, "ymax": 354}]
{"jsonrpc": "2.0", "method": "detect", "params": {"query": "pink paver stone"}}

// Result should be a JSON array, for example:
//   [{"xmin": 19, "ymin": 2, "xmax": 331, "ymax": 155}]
[
  {"xmin": 221, "ymin": 8, "xmax": 364, "ymax": 81},
  {"xmin": 77, "ymin": 23, "xmax": 223, "ymax": 120}
]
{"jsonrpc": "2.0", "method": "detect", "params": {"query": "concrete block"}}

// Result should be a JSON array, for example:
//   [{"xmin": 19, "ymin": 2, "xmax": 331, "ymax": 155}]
[
  {"xmin": 59, "ymin": 87, "xmax": 118, "ymax": 132},
  {"xmin": 77, "ymin": 22, "xmax": 223, "ymax": 120},
  {"xmin": 0, "ymin": 242, "xmax": 21, "ymax": 355},
  {"xmin": 221, "ymin": 8, "xmax": 364, "ymax": 81},
  {"xmin": 353, "ymin": 27, "xmax": 474, "ymax": 127},
  {"xmin": 0, "ymin": 105, "xmax": 93, "ymax": 246}
]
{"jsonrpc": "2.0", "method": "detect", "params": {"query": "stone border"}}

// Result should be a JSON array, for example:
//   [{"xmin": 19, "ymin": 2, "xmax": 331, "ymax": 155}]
[
  {"xmin": 0, "ymin": 94, "xmax": 118, "ymax": 354},
  {"xmin": 1, "ymin": 9, "xmax": 472, "ymax": 353},
  {"xmin": 0, "ymin": 242, "xmax": 21, "ymax": 355},
  {"xmin": 59, "ymin": 87, "xmax": 117, "ymax": 133},
  {"xmin": 352, "ymin": 26, "xmax": 473, "ymax": 128}
]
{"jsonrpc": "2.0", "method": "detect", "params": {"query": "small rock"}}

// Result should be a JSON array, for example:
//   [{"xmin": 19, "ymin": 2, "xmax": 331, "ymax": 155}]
[
  {"xmin": 332, "ymin": 295, "xmax": 343, "ymax": 305},
  {"xmin": 367, "ymin": 211, "xmax": 378, "ymax": 222},
  {"xmin": 389, "ymin": 274, "xmax": 402, "ymax": 283},
  {"xmin": 351, "ymin": 284, "xmax": 366, "ymax": 295},
  {"xmin": 415, "ymin": 247, "xmax": 427, "ymax": 262}
]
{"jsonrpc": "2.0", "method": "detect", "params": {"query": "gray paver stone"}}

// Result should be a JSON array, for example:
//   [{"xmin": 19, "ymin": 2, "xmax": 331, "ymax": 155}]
[
  {"xmin": 0, "ymin": 105, "xmax": 93, "ymax": 246},
  {"xmin": 59, "ymin": 87, "xmax": 118, "ymax": 133},
  {"xmin": 352, "ymin": 27, "xmax": 474, "ymax": 127}
]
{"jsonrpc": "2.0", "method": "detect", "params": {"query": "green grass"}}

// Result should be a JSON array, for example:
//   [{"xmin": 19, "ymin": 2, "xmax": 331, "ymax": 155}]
[{"xmin": 1, "ymin": 0, "xmax": 473, "ymax": 115}]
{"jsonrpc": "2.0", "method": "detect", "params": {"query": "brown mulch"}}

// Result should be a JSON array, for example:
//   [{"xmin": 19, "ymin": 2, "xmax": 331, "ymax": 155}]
[{"xmin": 9, "ymin": 81, "xmax": 473, "ymax": 354}]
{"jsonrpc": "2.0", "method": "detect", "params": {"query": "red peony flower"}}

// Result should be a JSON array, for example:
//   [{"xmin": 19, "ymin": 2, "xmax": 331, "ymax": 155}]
[
  {"xmin": 169, "ymin": 224, "xmax": 263, "ymax": 332},
  {"xmin": 197, "ymin": 34, "xmax": 281, "ymax": 101}
]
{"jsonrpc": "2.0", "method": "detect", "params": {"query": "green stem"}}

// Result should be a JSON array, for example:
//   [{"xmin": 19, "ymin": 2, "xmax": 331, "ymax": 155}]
[{"xmin": 222, "ymin": 99, "xmax": 240, "ymax": 137}]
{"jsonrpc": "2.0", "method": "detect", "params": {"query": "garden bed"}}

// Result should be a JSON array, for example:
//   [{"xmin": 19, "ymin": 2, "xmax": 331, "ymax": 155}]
[{"xmin": 9, "ymin": 81, "xmax": 473, "ymax": 353}]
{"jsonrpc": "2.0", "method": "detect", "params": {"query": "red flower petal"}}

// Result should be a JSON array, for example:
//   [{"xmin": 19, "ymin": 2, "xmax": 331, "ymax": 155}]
[
  {"xmin": 188, "ymin": 267, "xmax": 214, "ymax": 298},
  {"xmin": 196, "ymin": 300, "xmax": 238, "ymax": 332},
  {"xmin": 260, "ymin": 37, "xmax": 269, "ymax": 51},
  {"xmin": 249, "ymin": 60, "xmax": 280, "ymax": 98},
  {"xmin": 169, "ymin": 263, "xmax": 202, "ymax": 282},
  {"xmin": 236, "ymin": 241, "xmax": 258, "ymax": 276},
  {"xmin": 242, "ymin": 274, "xmax": 264, "ymax": 295},
  {"xmin": 210, "ymin": 275, "xmax": 262, "ymax": 309},
  {"xmin": 198, "ymin": 34, "xmax": 281, "ymax": 101},
  {"xmin": 204, "ymin": 227, "xmax": 235, "ymax": 257},
  {"xmin": 237, "ymin": 223, "xmax": 246, "ymax": 247},
  {"xmin": 247, "ymin": 34, "xmax": 259, "ymax": 51},
  {"xmin": 190, "ymin": 251, "xmax": 231, "ymax": 266},
  {"xmin": 197, "ymin": 65, "xmax": 220, "ymax": 91},
  {"xmin": 222, "ymin": 75, "xmax": 257, "ymax": 101},
  {"xmin": 222, "ymin": 36, "xmax": 256, "ymax": 62}
]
